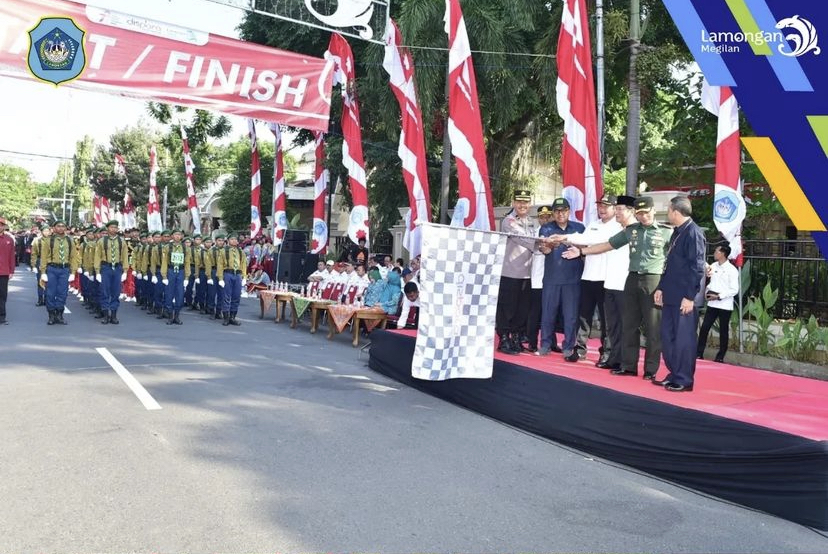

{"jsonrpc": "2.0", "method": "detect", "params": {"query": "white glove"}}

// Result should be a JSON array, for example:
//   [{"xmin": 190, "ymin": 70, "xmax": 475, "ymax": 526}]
[
  {"xmin": 162, "ymin": 279, "xmax": 169, "ymax": 286},
  {"xmin": 121, "ymin": 273, "xmax": 127, "ymax": 282},
  {"xmin": 144, "ymin": 274, "xmax": 149, "ymax": 281},
  {"xmin": 68, "ymin": 273, "xmax": 75, "ymax": 283},
  {"xmin": 84, "ymin": 271, "xmax": 90, "ymax": 278},
  {"xmin": 219, "ymin": 280, "xmax": 225, "ymax": 288},
  {"xmin": 152, "ymin": 276, "xmax": 158, "ymax": 284},
  {"xmin": 28, "ymin": 267, "xmax": 33, "ymax": 272},
  {"xmin": 136, "ymin": 272, "xmax": 142, "ymax": 279},
  {"xmin": 241, "ymin": 278, "xmax": 247, "ymax": 286},
  {"xmin": 76, "ymin": 268, "xmax": 83, "ymax": 274},
  {"xmin": 207, "ymin": 279, "xmax": 214, "ymax": 285},
  {"xmin": 195, "ymin": 278, "xmax": 200, "ymax": 285},
  {"xmin": 41, "ymin": 273, "xmax": 48, "ymax": 282},
  {"xmin": 183, "ymin": 279, "xmax": 189, "ymax": 288},
  {"xmin": 96, "ymin": 274, "xmax": 102, "ymax": 283}
]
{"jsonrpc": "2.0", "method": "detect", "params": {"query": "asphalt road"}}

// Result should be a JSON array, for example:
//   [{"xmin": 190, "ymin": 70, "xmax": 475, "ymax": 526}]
[{"xmin": 1, "ymin": 270, "xmax": 826, "ymax": 553}]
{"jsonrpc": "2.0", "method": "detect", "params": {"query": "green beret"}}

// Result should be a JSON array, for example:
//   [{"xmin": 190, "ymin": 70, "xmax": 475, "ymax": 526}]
[
  {"xmin": 172, "ymin": 229, "xmax": 184, "ymax": 235},
  {"xmin": 106, "ymin": 220, "xmax": 119, "ymax": 227},
  {"xmin": 97, "ymin": 227, "xmax": 107, "ymax": 233},
  {"xmin": 41, "ymin": 225, "xmax": 51, "ymax": 231},
  {"xmin": 151, "ymin": 231, "xmax": 161, "ymax": 237},
  {"xmin": 85, "ymin": 226, "xmax": 96, "ymax": 233},
  {"xmin": 53, "ymin": 220, "xmax": 66, "ymax": 226},
  {"xmin": 227, "ymin": 233, "xmax": 239, "ymax": 240},
  {"xmin": 214, "ymin": 233, "xmax": 226, "ymax": 240},
  {"xmin": 161, "ymin": 230, "xmax": 171, "ymax": 237},
  {"xmin": 192, "ymin": 233, "xmax": 202, "ymax": 238},
  {"xmin": 140, "ymin": 232, "xmax": 148, "ymax": 238},
  {"xmin": 202, "ymin": 236, "xmax": 213, "ymax": 242}
]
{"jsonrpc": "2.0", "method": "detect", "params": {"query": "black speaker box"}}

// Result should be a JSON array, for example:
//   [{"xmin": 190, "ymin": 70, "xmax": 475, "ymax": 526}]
[
  {"xmin": 275, "ymin": 253, "xmax": 319, "ymax": 284},
  {"xmin": 282, "ymin": 239, "xmax": 308, "ymax": 253}
]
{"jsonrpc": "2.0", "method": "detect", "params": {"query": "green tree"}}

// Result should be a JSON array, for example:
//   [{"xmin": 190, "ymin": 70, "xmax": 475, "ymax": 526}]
[{"xmin": 0, "ymin": 164, "xmax": 38, "ymax": 226}]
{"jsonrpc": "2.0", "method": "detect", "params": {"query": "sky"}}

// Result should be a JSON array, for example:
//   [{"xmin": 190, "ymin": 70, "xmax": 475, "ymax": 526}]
[{"xmin": 0, "ymin": 0, "xmax": 248, "ymax": 183}]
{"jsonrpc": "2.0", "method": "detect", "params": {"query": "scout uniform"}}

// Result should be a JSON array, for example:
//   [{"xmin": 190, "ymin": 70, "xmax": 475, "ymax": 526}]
[
  {"xmin": 210, "ymin": 235, "xmax": 226, "ymax": 319},
  {"xmin": 30, "ymin": 226, "xmax": 50, "ymax": 306},
  {"xmin": 94, "ymin": 220, "xmax": 129, "ymax": 324},
  {"xmin": 194, "ymin": 236, "xmax": 211, "ymax": 313},
  {"xmin": 606, "ymin": 196, "xmax": 672, "ymax": 378},
  {"xmin": 161, "ymin": 230, "xmax": 191, "ymax": 324},
  {"xmin": 215, "ymin": 233, "xmax": 247, "ymax": 326},
  {"xmin": 150, "ymin": 232, "xmax": 166, "ymax": 315},
  {"xmin": 39, "ymin": 221, "xmax": 78, "ymax": 325},
  {"xmin": 80, "ymin": 227, "xmax": 98, "ymax": 312},
  {"xmin": 185, "ymin": 235, "xmax": 201, "ymax": 309}
]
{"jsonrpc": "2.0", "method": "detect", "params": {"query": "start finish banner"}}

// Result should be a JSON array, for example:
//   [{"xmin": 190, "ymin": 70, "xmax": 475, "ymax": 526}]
[{"xmin": 0, "ymin": 0, "xmax": 334, "ymax": 131}]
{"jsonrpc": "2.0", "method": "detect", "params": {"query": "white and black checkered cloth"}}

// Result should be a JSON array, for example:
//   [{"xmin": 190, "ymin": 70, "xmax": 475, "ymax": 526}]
[{"xmin": 412, "ymin": 223, "xmax": 507, "ymax": 381}]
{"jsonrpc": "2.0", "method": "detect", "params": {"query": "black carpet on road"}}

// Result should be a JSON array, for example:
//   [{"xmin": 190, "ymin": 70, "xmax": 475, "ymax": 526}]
[{"xmin": 368, "ymin": 329, "xmax": 828, "ymax": 531}]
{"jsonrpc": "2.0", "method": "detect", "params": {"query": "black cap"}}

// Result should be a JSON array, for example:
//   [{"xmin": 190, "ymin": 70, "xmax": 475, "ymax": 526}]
[
  {"xmin": 537, "ymin": 205, "xmax": 553, "ymax": 216},
  {"xmin": 597, "ymin": 193, "xmax": 617, "ymax": 205},
  {"xmin": 551, "ymin": 197, "xmax": 570, "ymax": 210},
  {"xmin": 634, "ymin": 196, "xmax": 655, "ymax": 212},
  {"xmin": 513, "ymin": 189, "xmax": 532, "ymax": 202},
  {"xmin": 615, "ymin": 195, "xmax": 636, "ymax": 208}
]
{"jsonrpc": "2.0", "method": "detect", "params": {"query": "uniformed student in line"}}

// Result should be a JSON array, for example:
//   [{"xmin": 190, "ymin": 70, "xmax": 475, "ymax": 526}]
[
  {"xmin": 149, "ymin": 231, "xmax": 166, "ymax": 316},
  {"xmin": 79, "ymin": 226, "xmax": 97, "ymax": 312},
  {"xmin": 29, "ymin": 224, "xmax": 51, "ymax": 307},
  {"xmin": 210, "ymin": 234, "xmax": 226, "ymax": 320},
  {"xmin": 215, "ymin": 232, "xmax": 247, "ymax": 326},
  {"xmin": 195, "ymin": 235, "xmax": 212, "ymax": 314},
  {"xmin": 38, "ymin": 220, "xmax": 78, "ymax": 325},
  {"xmin": 94, "ymin": 220, "xmax": 129, "ymax": 324},
  {"xmin": 161, "ymin": 229, "xmax": 191, "ymax": 325},
  {"xmin": 183, "ymin": 235, "xmax": 196, "ymax": 308}
]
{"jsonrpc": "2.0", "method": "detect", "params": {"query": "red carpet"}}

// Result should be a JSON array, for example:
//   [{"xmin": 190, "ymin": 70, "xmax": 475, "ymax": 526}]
[{"xmin": 394, "ymin": 329, "xmax": 828, "ymax": 440}]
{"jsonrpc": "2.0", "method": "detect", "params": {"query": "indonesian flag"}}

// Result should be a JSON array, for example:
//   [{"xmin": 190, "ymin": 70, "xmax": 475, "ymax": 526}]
[
  {"xmin": 325, "ymin": 33, "xmax": 370, "ymax": 244},
  {"xmin": 101, "ymin": 197, "xmax": 111, "ymax": 222},
  {"xmin": 267, "ymin": 122, "xmax": 288, "ymax": 245},
  {"xmin": 383, "ymin": 19, "xmax": 432, "ymax": 258},
  {"xmin": 114, "ymin": 153, "xmax": 127, "ymax": 176},
  {"xmin": 122, "ymin": 190, "xmax": 137, "ymax": 229},
  {"xmin": 179, "ymin": 127, "xmax": 201, "ymax": 234},
  {"xmin": 248, "ymin": 119, "xmax": 263, "ymax": 238},
  {"xmin": 444, "ymin": 0, "xmax": 494, "ymax": 231},
  {"xmin": 147, "ymin": 145, "xmax": 163, "ymax": 232},
  {"xmin": 701, "ymin": 78, "xmax": 745, "ymax": 264},
  {"xmin": 93, "ymin": 194, "xmax": 102, "ymax": 226},
  {"xmin": 311, "ymin": 131, "xmax": 329, "ymax": 254},
  {"xmin": 556, "ymin": 0, "xmax": 603, "ymax": 224}
]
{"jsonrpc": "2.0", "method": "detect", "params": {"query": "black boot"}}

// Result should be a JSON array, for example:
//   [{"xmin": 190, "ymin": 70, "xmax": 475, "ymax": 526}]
[
  {"xmin": 214, "ymin": 309, "xmax": 222, "ymax": 320},
  {"xmin": 229, "ymin": 312, "xmax": 241, "ymax": 326},
  {"xmin": 36, "ymin": 298, "xmax": 45, "ymax": 307},
  {"xmin": 147, "ymin": 305, "xmax": 156, "ymax": 315},
  {"xmin": 47, "ymin": 309, "xmax": 56, "ymax": 325},
  {"xmin": 101, "ymin": 311, "xmax": 110, "ymax": 324},
  {"xmin": 510, "ymin": 332, "xmax": 526, "ymax": 353},
  {"xmin": 173, "ymin": 311, "xmax": 183, "ymax": 325},
  {"xmin": 109, "ymin": 310, "xmax": 119, "ymax": 325},
  {"xmin": 497, "ymin": 334, "xmax": 520, "ymax": 355},
  {"xmin": 166, "ymin": 311, "xmax": 176, "ymax": 325},
  {"xmin": 222, "ymin": 312, "xmax": 231, "ymax": 326},
  {"xmin": 56, "ymin": 310, "xmax": 67, "ymax": 325},
  {"xmin": 157, "ymin": 308, "xmax": 168, "ymax": 320},
  {"xmin": 94, "ymin": 307, "xmax": 104, "ymax": 319}
]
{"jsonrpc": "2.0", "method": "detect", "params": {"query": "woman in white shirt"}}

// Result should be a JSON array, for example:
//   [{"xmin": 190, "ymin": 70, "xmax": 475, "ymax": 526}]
[{"xmin": 697, "ymin": 244, "xmax": 740, "ymax": 362}]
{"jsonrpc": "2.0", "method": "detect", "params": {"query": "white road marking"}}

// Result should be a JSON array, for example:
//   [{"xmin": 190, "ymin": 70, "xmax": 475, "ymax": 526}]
[{"xmin": 95, "ymin": 347, "xmax": 162, "ymax": 411}]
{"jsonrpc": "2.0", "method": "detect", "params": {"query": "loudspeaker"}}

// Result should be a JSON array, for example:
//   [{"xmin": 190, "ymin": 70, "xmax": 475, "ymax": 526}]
[
  {"xmin": 282, "ymin": 230, "xmax": 309, "ymax": 253},
  {"xmin": 276, "ymin": 252, "xmax": 318, "ymax": 284}
]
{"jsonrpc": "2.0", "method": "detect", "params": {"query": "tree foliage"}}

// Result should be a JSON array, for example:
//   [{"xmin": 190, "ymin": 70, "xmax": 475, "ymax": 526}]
[{"xmin": 0, "ymin": 163, "xmax": 38, "ymax": 226}]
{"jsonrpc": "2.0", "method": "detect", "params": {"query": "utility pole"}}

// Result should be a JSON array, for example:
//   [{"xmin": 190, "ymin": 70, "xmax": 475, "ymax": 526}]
[
  {"xmin": 439, "ymin": 69, "xmax": 451, "ymax": 225},
  {"xmin": 625, "ymin": 0, "xmax": 641, "ymax": 196},
  {"xmin": 162, "ymin": 186, "xmax": 168, "ymax": 229},
  {"xmin": 62, "ymin": 163, "xmax": 68, "ymax": 222}
]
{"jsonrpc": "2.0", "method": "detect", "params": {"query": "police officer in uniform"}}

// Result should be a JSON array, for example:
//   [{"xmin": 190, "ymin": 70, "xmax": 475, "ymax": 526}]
[
  {"xmin": 38, "ymin": 220, "xmax": 78, "ymax": 325},
  {"xmin": 566, "ymin": 196, "xmax": 672, "ymax": 379},
  {"xmin": 94, "ymin": 220, "xmax": 129, "ymax": 324},
  {"xmin": 216, "ymin": 233, "xmax": 247, "ymax": 326},
  {"xmin": 653, "ymin": 196, "xmax": 706, "ymax": 392},
  {"xmin": 161, "ymin": 229, "xmax": 191, "ymax": 325},
  {"xmin": 495, "ymin": 189, "xmax": 537, "ymax": 354}
]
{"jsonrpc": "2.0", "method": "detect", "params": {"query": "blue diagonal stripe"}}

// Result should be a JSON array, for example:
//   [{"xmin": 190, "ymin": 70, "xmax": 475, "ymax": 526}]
[
  {"xmin": 742, "ymin": 0, "xmax": 813, "ymax": 91},
  {"xmin": 662, "ymin": 0, "xmax": 736, "ymax": 86}
]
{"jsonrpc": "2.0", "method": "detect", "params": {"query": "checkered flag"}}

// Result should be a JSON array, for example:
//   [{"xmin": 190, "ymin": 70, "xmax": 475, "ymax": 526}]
[{"xmin": 413, "ymin": 223, "xmax": 507, "ymax": 381}]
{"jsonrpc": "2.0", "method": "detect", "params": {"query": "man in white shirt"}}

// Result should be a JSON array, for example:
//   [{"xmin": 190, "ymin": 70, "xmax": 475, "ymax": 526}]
[
  {"xmin": 350, "ymin": 263, "xmax": 370, "ymax": 292},
  {"xmin": 394, "ymin": 281, "xmax": 420, "ymax": 329},
  {"xmin": 697, "ymin": 243, "xmax": 740, "ymax": 362},
  {"xmin": 308, "ymin": 260, "xmax": 327, "ymax": 283},
  {"xmin": 525, "ymin": 205, "xmax": 552, "ymax": 352},
  {"xmin": 600, "ymin": 196, "xmax": 636, "ymax": 369}
]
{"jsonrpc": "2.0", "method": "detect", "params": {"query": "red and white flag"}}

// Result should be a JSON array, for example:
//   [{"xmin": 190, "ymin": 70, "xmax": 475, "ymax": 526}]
[
  {"xmin": 325, "ymin": 34, "xmax": 370, "ymax": 244},
  {"xmin": 93, "ymin": 194, "xmax": 102, "ymax": 226},
  {"xmin": 556, "ymin": 0, "xmax": 603, "ymax": 224},
  {"xmin": 267, "ymin": 122, "xmax": 288, "ymax": 246},
  {"xmin": 147, "ymin": 145, "xmax": 163, "ymax": 232},
  {"xmin": 101, "ymin": 197, "xmax": 111, "ymax": 222},
  {"xmin": 701, "ymin": 79, "xmax": 745, "ymax": 264},
  {"xmin": 248, "ymin": 119, "xmax": 263, "ymax": 238},
  {"xmin": 311, "ymin": 131, "xmax": 329, "ymax": 254},
  {"xmin": 179, "ymin": 128, "xmax": 201, "ymax": 234},
  {"xmin": 122, "ymin": 190, "xmax": 137, "ymax": 229},
  {"xmin": 383, "ymin": 19, "xmax": 432, "ymax": 258},
  {"xmin": 444, "ymin": 0, "xmax": 494, "ymax": 231},
  {"xmin": 114, "ymin": 153, "xmax": 127, "ymax": 176}
]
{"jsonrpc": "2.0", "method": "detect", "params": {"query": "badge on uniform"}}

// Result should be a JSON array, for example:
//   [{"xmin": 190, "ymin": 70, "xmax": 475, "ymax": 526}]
[{"xmin": 27, "ymin": 17, "xmax": 87, "ymax": 85}]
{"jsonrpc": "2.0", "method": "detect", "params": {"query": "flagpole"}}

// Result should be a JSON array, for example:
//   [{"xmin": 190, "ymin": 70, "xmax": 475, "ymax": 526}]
[
  {"xmin": 738, "ymin": 265, "xmax": 744, "ymax": 353},
  {"xmin": 596, "ymin": 0, "xmax": 605, "ymax": 176},
  {"xmin": 163, "ymin": 186, "xmax": 168, "ymax": 229}
]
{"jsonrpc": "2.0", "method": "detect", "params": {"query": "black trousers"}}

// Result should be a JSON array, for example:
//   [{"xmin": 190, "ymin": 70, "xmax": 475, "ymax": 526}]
[
  {"xmin": 525, "ymin": 288, "xmax": 543, "ymax": 347},
  {"xmin": 495, "ymin": 276, "xmax": 531, "ymax": 335},
  {"xmin": 697, "ymin": 306, "xmax": 732, "ymax": 359},
  {"xmin": 603, "ymin": 289, "xmax": 624, "ymax": 366},
  {"xmin": 622, "ymin": 273, "xmax": 662, "ymax": 375},
  {"xmin": 0, "ymin": 275, "xmax": 9, "ymax": 320},
  {"xmin": 575, "ymin": 279, "xmax": 606, "ymax": 356}
]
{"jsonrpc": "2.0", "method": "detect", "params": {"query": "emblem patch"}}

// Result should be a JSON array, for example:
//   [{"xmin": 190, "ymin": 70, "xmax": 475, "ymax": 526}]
[{"xmin": 27, "ymin": 17, "xmax": 87, "ymax": 85}]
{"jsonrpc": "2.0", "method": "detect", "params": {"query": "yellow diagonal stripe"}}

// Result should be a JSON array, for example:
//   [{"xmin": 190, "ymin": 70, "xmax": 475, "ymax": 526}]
[
  {"xmin": 741, "ymin": 137, "xmax": 826, "ymax": 231},
  {"xmin": 807, "ymin": 116, "xmax": 828, "ymax": 158},
  {"xmin": 724, "ymin": 0, "xmax": 773, "ymax": 55}
]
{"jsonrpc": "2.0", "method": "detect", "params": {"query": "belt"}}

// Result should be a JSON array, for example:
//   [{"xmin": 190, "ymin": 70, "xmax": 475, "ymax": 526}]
[
  {"xmin": 48, "ymin": 263, "xmax": 70, "ymax": 268},
  {"xmin": 172, "ymin": 266, "xmax": 182, "ymax": 271},
  {"xmin": 101, "ymin": 262, "xmax": 122, "ymax": 268},
  {"xmin": 631, "ymin": 271, "xmax": 660, "ymax": 276},
  {"xmin": 156, "ymin": 266, "xmax": 162, "ymax": 271},
  {"xmin": 224, "ymin": 269, "xmax": 242, "ymax": 275}
]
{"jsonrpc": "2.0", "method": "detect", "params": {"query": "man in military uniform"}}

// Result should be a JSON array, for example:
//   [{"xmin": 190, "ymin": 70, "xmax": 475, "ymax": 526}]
[
  {"xmin": 565, "ymin": 196, "xmax": 672, "ymax": 379},
  {"xmin": 496, "ymin": 189, "xmax": 537, "ymax": 354},
  {"xmin": 161, "ymin": 229, "xmax": 190, "ymax": 325},
  {"xmin": 30, "ymin": 224, "xmax": 50, "ymax": 307},
  {"xmin": 38, "ymin": 220, "xmax": 78, "ymax": 325},
  {"xmin": 94, "ymin": 220, "xmax": 129, "ymax": 324},
  {"xmin": 216, "ymin": 233, "xmax": 247, "ymax": 326},
  {"xmin": 653, "ymin": 196, "xmax": 706, "ymax": 392}
]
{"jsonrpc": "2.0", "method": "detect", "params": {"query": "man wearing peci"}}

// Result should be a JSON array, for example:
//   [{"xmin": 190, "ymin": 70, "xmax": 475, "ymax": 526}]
[
  {"xmin": 653, "ymin": 196, "xmax": 707, "ymax": 392},
  {"xmin": 697, "ymin": 243, "xmax": 740, "ymax": 363}
]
